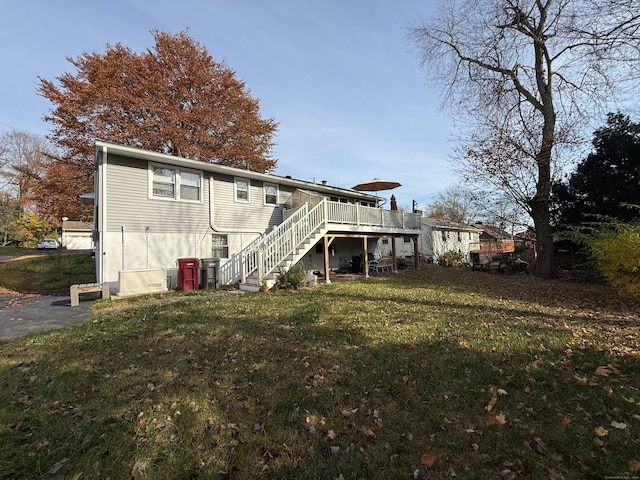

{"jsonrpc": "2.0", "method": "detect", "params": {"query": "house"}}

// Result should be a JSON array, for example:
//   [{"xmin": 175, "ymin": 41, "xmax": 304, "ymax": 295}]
[
  {"xmin": 469, "ymin": 223, "xmax": 515, "ymax": 265},
  {"xmin": 376, "ymin": 218, "xmax": 481, "ymax": 264},
  {"xmin": 61, "ymin": 220, "xmax": 94, "ymax": 250},
  {"xmin": 418, "ymin": 218, "xmax": 481, "ymax": 263},
  {"xmin": 92, "ymin": 142, "xmax": 422, "ymax": 296}
]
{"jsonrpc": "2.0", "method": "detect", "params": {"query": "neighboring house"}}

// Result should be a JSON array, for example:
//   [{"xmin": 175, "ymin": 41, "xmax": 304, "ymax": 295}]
[
  {"xmin": 91, "ymin": 142, "xmax": 422, "ymax": 296},
  {"xmin": 61, "ymin": 220, "xmax": 94, "ymax": 250},
  {"xmin": 377, "ymin": 218, "xmax": 481, "ymax": 263},
  {"xmin": 469, "ymin": 223, "xmax": 515, "ymax": 264}
]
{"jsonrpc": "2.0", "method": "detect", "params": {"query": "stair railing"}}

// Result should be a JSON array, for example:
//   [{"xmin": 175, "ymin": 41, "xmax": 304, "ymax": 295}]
[{"xmin": 241, "ymin": 199, "xmax": 327, "ymax": 282}]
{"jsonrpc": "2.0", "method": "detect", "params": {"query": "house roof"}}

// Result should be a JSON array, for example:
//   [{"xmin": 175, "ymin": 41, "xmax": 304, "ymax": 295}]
[
  {"xmin": 422, "ymin": 217, "xmax": 482, "ymax": 232},
  {"xmin": 472, "ymin": 223, "xmax": 512, "ymax": 239},
  {"xmin": 95, "ymin": 141, "xmax": 380, "ymax": 202},
  {"xmin": 62, "ymin": 220, "xmax": 93, "ymax": 231}
]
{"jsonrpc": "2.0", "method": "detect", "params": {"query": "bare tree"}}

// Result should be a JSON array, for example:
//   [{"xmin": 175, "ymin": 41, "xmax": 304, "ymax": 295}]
[
  {"xmin": 411, "ymin": 0, "xmax": 639, "ymax": 278},
  {"xmin": 425, "ymin": 185, "xmax": 484, "ymax": 223},
  {"xmin": 0, "ymin": 130, "xmax": 50, "ymax": 209}
]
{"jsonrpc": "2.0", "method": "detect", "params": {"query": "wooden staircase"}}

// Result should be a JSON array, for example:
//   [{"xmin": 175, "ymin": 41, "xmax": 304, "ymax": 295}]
[{"xmin": 239, "ymin": 200, "xmax": 328, "ymax": 292}]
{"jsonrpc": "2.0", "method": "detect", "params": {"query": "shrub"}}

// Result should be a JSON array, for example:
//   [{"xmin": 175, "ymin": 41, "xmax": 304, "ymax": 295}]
[
  {"xmin": 437, "ymin": 250, "xmax": 466, "ymax": 267},
  {"xmin": 590, "ymin": 223, "xmax": 640, "ymax": 298},
  {"xmin": 276, "ymin": 262, "xmax": 306, "ymax": 289}
]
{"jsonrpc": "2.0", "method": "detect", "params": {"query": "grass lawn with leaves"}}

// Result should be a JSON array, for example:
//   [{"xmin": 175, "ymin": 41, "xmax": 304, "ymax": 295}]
[
  {"xmin": 0, "ymin": 265, "xmax": 638, "ymax": 479},
  {"xmin": 0, "ymin": 250, "xmax": 96, "ymax": 294}
]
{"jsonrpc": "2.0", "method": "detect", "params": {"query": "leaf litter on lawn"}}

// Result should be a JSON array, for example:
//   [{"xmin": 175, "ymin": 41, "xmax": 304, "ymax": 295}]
[{"xmin": 0, "ymin": 265, "xmax": 639, "ymax": 479}]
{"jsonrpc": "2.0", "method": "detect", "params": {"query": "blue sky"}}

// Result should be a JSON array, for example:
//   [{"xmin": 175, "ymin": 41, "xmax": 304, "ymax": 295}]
[{"xmin": 0, "ymin": 1, "xmax": 457, "ymax": 210}]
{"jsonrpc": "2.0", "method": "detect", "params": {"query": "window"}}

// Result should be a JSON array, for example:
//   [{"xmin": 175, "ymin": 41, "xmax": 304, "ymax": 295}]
[
  {"xmin": 180, "ymin": 171, "xmax": 201, "ymax": 201},
  {"xmin": 457, "ymin": 232, "xmax": 462, "ymax": 242},
  {"xmin": 441, "ymin": 231, "xmax": 447, "ymax": 241},
  {"xmin": 381, "ymin": 239, "xmax": 389, "ymax": 245},
  {"xmin": 150, "ymin": 164, "xmax": 201, "ymax": 202},
  {"xmin": 264, "ymin": 183, "xmax": 277, "ymax": 205},
  {"xmin": 152, "ymin": 167, "xmax": 175, "ymax": 198},
  {"xmin": 235, "ymin": 178, "xmax": 249, "ymax": 202},
  {"xmin": 212, "ymin": 234, "xmax": 229, "ymax": 258},
  {"xmin": 404, "ymin": 237, "xmax": 411, "ymax": 243}
]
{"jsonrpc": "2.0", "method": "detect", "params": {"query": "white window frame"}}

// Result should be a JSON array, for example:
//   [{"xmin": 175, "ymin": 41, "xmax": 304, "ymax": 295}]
[
  {"xmin": 212, "ymin": 234, "xmax": 229, "ymax": 259},
  {"xmin": 235, "ymin": 177, "xmax": 250, "ymax": 203},
  {"xmin": 149, "ymin": 163, "xmax": 202, "ymax": 203},
  {"xmin": 264, "ymin": 183, "xmax": 278, "ymax": 205}
]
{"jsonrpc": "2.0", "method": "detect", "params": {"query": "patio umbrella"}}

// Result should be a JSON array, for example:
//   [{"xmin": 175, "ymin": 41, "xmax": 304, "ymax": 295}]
[
  {"xmin": 352, "ymin": 178, "xmax": 401, "ymax": 206},
  {"xmin": 390, "ymin": 194, "xmax": 398, "ymax": 211},
  {"xmin": 352, "ymin": 178, "xmax": 401, "ymax": 193}
]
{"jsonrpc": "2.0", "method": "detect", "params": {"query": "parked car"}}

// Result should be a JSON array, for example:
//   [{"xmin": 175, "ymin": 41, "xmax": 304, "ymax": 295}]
[{"xmin": 37, "ymin": 239, "xmax": 59, "ymax": 250}]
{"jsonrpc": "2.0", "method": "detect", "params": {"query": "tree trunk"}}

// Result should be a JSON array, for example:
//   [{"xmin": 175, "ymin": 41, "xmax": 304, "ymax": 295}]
[
  {"xmin": 530, "ymin": 118, "xmax": 556, "ymax": 279},
  {"xmin": 531, "ymin": 197, "xmax": 554, "ymax": 278}
]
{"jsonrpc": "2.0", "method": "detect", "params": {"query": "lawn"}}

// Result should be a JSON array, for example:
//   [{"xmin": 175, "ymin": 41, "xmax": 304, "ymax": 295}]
[
  {"xmin": 0, "ymin": 265, "xmax": 638, "ymax": 479},
  {"xmin": 0, "ymin": 250, "xmax": 95, "ymax": 294}
]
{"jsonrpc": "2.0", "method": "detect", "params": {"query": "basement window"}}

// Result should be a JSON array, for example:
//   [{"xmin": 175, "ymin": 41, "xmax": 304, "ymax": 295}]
[{"xmin": 212, "ymin": 234, "xmax": 229, "ymax": 258}]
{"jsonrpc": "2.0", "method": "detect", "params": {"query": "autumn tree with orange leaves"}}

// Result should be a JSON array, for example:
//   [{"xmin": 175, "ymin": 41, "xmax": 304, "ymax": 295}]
[{"xmin": 37, "ymin": 30, "xmax": 278, "ymax": 221}]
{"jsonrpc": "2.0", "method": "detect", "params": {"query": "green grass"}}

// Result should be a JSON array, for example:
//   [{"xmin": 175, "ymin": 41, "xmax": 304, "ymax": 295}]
[
  {"xmin": 0, "ymin": 266, "xmax": 639, "ymax": 479},
  {"xmin": 0, "ymin": 246, "xmax": 30, "ymax": 255},
  {"xmin": 0, "ymin": 251, "xmax": 95, "ymax": 294}
]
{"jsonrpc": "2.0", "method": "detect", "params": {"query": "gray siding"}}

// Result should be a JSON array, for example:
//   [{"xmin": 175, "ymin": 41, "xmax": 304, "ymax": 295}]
[
  {"xmin": 106, "ymin": 154, "xmax": 210, "ymax": 233},
  {"xmin": 211, "ymin": 174, "xmax": 284, "ymax": 232}
]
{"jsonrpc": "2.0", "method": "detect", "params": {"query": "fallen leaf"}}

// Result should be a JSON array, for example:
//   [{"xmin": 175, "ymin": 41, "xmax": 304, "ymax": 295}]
[
  {"xmin": 611, "ymin": 421, "xmax": 627, "ymax": 430},
  {"xmin": 501, "ymin": 468, "xmax": 516, "ymax": 480},
  {"xmin": 497, "ymin": 388, "xmax": 508, "ymax": 396},
  {"xmin": 595, "ymin": 366, "xmax": 612, "ymax": 377},
  {"xmin": 595, "ymin": 426, "xmax": 609, "ymax": 436},
  {"xmin": 629, "ymin": 460, "xmax": 640, "ymax": 472},
  {"xmin": 562, "ymin": 415, "xmax": 572, "ymax": 426},
  {"xmin": 326, "ymin": 429, "xmax": 337, "ymax": 440},
  {"xmin": 49, "ymin": 458, "xmax": 69, "ymax": 474},
  {"xmin": 405, "ymin": 342, "xmax": 415, "ymax": 349},
  {"xmin": 487, "ymin": 412, "xmax": 506, "ymax": 426},
  {"xmin": 71, "ymin": 473, "xmax": 83, "ymax": 480},
  {"xmin": 421, "ymin": 452, "xmax": 438, "ymax": 467},
  {"xmin": 607, "ymin": 363, "xmax": 621, "ymax": 374},
  {"xmin": 573, "ymin": 374, "xmax": 588, "ymax": 386},
  {"xmin": 341, "ymin": 408, "xmax": 358, "ymax": 417},
  {"xmin": 361, "ymin": 426, "xmax": 376, "ymax": 439},
  {"xmin": 402, "ymin": 375, "xmax": 409, "ymax": 384},
  {"xmin": 330, "ymin": 446, "xmax": 340, "ymax": 455}
]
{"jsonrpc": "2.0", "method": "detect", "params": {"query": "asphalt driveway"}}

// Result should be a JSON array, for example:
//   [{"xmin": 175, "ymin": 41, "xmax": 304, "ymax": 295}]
[
  {"xmin": 0, "ymin": 251, "xmax": 99, "ymax": 341},
  {"xmin": 0, "ymin": 291, "xmax": 98, "ymax": 341}
]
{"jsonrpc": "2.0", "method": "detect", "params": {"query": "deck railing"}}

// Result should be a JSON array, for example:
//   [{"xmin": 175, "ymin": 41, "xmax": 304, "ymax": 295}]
[{"xmin": 240, "ymin": 199, "xmax": 421, "ymax": 283}]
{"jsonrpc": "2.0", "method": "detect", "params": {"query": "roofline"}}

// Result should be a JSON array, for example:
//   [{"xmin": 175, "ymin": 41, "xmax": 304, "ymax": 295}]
[
  {"xmin": 95, "ymin": 141, "xmax": 379, "ymax": 201},
  {"xmin": 421, "ymin": 218, "xmax": 482, "ymax": 232}
]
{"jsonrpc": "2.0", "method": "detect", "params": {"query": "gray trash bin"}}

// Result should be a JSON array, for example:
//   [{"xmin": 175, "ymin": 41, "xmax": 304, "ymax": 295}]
[{"xmin": 200, "ymin": 257, "xmax": 220, "ymax": 289}]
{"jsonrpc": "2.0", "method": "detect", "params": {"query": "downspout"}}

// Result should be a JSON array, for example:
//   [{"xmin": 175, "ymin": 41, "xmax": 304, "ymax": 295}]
[{"xmin": 206, "ymin": 175, "xmax": 264, "ymax": 285}]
